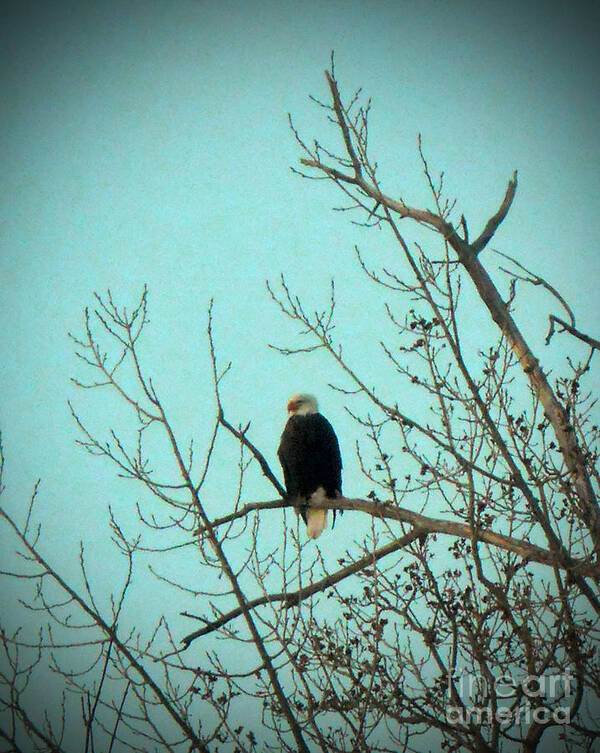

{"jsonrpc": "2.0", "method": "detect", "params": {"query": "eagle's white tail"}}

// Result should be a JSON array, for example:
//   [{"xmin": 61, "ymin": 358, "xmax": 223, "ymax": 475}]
[
  {"xmin": 306, "ymin": 487, "xmax": 328, "ymax": 539},
  {"xmin": 306, "ymin": 509, "xmax": 328, "ymax": 539}
]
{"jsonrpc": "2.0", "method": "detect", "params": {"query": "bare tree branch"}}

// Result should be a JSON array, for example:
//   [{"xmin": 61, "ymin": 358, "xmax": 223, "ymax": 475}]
[
  {"xmin": 546, "ymin": 315, "xmax": 600, "ymax": 351},
  {"xmin": 471, "ymin": 173, "xmax": 518, "ymax": 254}
]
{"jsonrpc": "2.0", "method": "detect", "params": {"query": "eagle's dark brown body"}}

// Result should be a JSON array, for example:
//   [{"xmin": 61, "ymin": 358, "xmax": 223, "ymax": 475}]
[{"xmin": 278, "ymin": 412, "xmax": 342, "ymax": 531}]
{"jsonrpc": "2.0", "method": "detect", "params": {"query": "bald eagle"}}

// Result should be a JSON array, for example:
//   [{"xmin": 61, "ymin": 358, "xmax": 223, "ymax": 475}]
[{"xmin": 277, "ymin": 393, "xmax": 342, "ymax": 539}]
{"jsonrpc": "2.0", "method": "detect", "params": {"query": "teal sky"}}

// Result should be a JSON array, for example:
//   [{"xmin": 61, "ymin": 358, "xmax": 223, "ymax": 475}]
[{"xmin": 1, "ymin": 0, "xmax": 599, "ymax": 745}]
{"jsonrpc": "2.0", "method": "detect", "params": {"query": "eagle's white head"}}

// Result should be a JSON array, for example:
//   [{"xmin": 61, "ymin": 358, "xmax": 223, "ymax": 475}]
[{"xmin": 287, "ymin": 393, "xmax": 319, "ymax": 416}]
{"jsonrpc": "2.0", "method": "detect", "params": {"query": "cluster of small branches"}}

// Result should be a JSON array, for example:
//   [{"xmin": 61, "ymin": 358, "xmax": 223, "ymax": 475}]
[{"xmin": 1, "ymin": 60, "xmax": 599, "ymax": 753}]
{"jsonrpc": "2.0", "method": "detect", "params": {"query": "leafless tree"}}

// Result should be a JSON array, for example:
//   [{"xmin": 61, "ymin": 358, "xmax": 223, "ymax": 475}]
[{"xmin": 1, "ymin": 61, "xmax": 598, "ymax": 753}]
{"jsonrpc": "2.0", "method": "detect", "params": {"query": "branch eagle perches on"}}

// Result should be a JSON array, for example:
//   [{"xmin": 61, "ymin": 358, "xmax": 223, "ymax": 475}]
[{"xmin": 198, "ymin": 496, "xmax": 600, "ymax": 581}]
